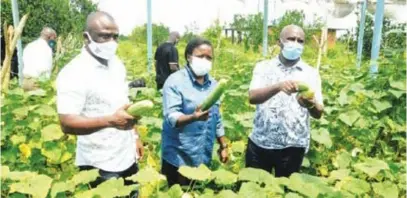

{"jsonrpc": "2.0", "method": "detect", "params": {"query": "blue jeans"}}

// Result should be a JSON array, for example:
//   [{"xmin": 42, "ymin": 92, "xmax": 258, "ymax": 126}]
[
  {"xmin": 245, "ymin": 138, "xmax": 305, "ymax": 177},
  {"xmin": 79, "ymin": 163, "xmax": 139, "ymax": 198}
]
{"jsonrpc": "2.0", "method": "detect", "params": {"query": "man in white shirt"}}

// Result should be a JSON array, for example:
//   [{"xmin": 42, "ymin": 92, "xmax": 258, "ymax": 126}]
[
  {"xmin": 56, "ymin": 11, "xmax": 143, "ymax": 197},
  {"xmin": 246, "ymin": 25, "xmax": 324, "ymax": 177},
  {"xmin": 22, "ymin": 27, "xmax": 57, "ymax": 91}
]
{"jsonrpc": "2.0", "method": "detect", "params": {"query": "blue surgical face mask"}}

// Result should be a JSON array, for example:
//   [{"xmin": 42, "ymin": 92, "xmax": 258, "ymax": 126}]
[{"xmin": 281, "ymin": 41, "xmax": 304, "ymax": 60}]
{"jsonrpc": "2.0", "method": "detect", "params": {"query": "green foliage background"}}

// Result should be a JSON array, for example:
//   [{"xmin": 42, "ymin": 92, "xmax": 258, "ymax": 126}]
[
  {"xmin": 1, "ymin": 0, "xmax": 96, "ymax": 45},
  {"xmin": 1, "ymin": 7, "xmax": 406, "ymax": 198}
]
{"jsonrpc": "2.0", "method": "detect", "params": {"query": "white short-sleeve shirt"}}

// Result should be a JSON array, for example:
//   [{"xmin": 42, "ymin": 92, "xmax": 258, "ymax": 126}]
[
  {"xmin": 22, "ymin": 38, "xmax": 53, "ymax": 79},
  {"xmin": 249, "ymin": 57, "xmax": 323, "ymax": 151},
  {"xmin": 56, "ymin": 48, "xmax": 136, "ymax": 172}
]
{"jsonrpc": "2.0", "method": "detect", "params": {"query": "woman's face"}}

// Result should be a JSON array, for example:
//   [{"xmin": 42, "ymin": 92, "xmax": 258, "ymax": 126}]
[{"xmin": 188, "ymin": 44, "xmax": 213, "ymax": 63}]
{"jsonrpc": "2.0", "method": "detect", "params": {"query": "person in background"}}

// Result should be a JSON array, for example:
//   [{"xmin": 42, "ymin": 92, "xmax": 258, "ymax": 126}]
[
  {"xmin": 246, "ymin": 24, "xmax": 324, "ymax": 177},
  {"xmin": 22, "ymin": 27, "xmax": 57, "ymax": 91},
  {"xmin": 154, "ymin": 31, "xmax": 180, "ymax": 90},
  {"xmin": 161, "ymin": 38, "xmax": 229, "ymax": 187},
  {"xmin": 56, "ymin": 11, "xmax": 142, "ymax": 198}
]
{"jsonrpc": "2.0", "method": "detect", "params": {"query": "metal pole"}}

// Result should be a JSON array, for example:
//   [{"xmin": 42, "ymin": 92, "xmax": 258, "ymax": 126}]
[
  {"xmin": 370, "ymin": 0, "xmax": 384, "ymax": 74},
  {"xmin": 11, "ymin": 0, "xmax": 24, "ymax": 85},
  {"xmin": 262, "ymin": 0, "xmax": 268, "ymax": 57},
  {"xmin": 147, "ymin": 0, "xmax": 153, "ymax": 73},
  {"xmin": 356, "ymin": 0, "xmax": 367, "ymax": 69}
]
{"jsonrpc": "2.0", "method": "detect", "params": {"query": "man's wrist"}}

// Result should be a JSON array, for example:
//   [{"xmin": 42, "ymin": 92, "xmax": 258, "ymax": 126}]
[
  {"xmin": 219, "ymin": 143, "xmax": 228, "ymax": 150},
  {"xmin": 190, "ymin": 113, "xmax": 197, "ymax": 122},
  {"xmin": 103, "ymin": 115, "xmax": 114, "ymax": 127}
]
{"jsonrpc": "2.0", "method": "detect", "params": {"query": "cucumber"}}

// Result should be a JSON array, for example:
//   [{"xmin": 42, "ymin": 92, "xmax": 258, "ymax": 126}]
[
  {"xmin": 127, "ymin": 100, "xmax": 154, "ymax": 117},
  {"xmin": 297, "ymin": 82, "xmax": 310, "ymax": 92},
  {"xmin": 300, "ymin": 90, "xmax": 315, "ymax": 100},
  {"xmin": 201, "ymin": 79, "xmax": 228, "ymax": 111}
]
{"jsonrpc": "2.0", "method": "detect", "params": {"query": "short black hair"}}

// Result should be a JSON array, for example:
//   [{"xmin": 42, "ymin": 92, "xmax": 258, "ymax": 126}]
[{"xmin": 184, "ymin": 37, "xmax": 213, "ymax": 64}]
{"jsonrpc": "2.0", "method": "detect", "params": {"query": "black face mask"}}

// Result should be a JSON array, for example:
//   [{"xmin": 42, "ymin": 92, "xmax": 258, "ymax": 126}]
[{"xmin": 48, "ymin": 40, "xmax": 56, "ymax": 53}]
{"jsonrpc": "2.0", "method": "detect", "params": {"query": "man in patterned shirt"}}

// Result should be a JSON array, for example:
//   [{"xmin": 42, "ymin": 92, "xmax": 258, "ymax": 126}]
[{"xmin": 246, "ymin": 24, "xmax": 324, "ymax": 177}]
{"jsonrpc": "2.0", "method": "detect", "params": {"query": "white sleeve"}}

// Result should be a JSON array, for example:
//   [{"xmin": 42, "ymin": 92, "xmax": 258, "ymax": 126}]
[
  {"xmin": 56, "ymin": 68, "xmax": 86, "ymax": 115},
  {"xmin": 249, "ymin": 62, "xmax": 266, "ymax": 90},
  {"xmin": 314, "ymin": 71, "xmax": 324, "ymax": 106}
]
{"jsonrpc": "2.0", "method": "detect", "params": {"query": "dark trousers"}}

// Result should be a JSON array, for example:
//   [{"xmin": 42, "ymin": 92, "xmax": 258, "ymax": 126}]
[
  {"xmin": 156, "ymin": 82, "xmax": 164, "ymax": 90},
  {"xmin": 161, "ymin": 160, "xmax": 192, "ymax": 187},
  {"xmin": 245, "ymin": 138, "xmax": 305, "ymax": 177},
  {"xmin": 79, "ymin": 163, "xmax": 139, "ymax": 198}
]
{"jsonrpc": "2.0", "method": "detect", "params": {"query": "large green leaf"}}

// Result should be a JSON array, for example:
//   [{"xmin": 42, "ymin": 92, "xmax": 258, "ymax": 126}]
[
  {"xmin": 238, "ymin": 182, "xmax": 267, "ymax": 198},
  {"xmin": 389, "ymin": 79, "xmax": 406, "ymax": 91},
  {"xmin": 354, "ymin": 158, "xmax": 389, "ymax": 178},
  {"xmin": 9, "ymin": 174, "xmax": 53, "ymax": 198},
  {"xmin": 1, "ymin": 166, "xmax": 10, "ymax": 180},
  {"xmin": 12, "ymin": 106, "xmax": 29, "ymax": 119},
  {"xmin": 126, "ymin": 167, "xmax": 165, "ymax": 184},
  {"xmin": 372, "ymin": 100, "xmax": 392, "ymax": 113},
  {"xmin": 8, "ymin": 88, "xmax": 25, "ymax": 96},
  {"xmin": 71, "ymin": 169, "xmax": 99, "ymax": 186},
  {"xmin": 231, "ymin": 140, "xmax": 246, "ymax": 154},
  {"xmin": 157, "ymin": 184, "xmax": 183, "ymax": 198},
  {"xmin": 389, "ymin": 89, "xmax": 405, "ymax": 98},
  {"xmin": 398, "ymin": 173, "xmax": 406, "ymax": 191},
  {"xmin": 338, "ymin": 110, "xmax": 361, "ymax": 126},
  {"xmin": 211, "ymin": 169, "xmax": 237, "ymax": 185},
  {"xmin": 75, "ymin": 178, "xmax": 138, "ymax": 198},
  {"xmin": 50, "ymin": 181, "xmax": 75, "ymax": 198},
  {"xmin": 238, "ymin": 168, "xmax": 272, "ymax": 184},
  {"xmin": 349, "ymin": 83, "xmax": 365, "ymax": 92},
  {"xmin": 166, "ymin": 184, "xmax": 183, "ymax": 197},
  {"xmin": 139, "ymin": 117, "xmax": 163, "ymax": 129},
  {"xmin": 34, "ymin": 105, "xmax": 57, "ymax": 116},
  {"xmin": 41, "ymin": 124, "xmax": 64, "ymax": 142},
  {"xmin": 328, "ymin": 169, "xmax": 350, "ymax": 182},
  {"xmin": 2, "ymin": 170, "xmax": 37, "ymax": 181},
  {"xmin": 27, "ymin": 89, "xmax": 47, "ymax": 96},
  {"xmin": 216, "ymin": 190, "xmax": 238, "ymax": 198},
  {"xmin": 372, "ymin": 181, "xmax": 398, "ymax": 198},
  {"xmin": 311, "ymin": 128, "xmax": 332, "ymax": 148},
  {"xmin": 285, "ymin": 173, "xmax": 333, "ymax": 197},
  {"xmin": 285, "ymin": 192, "xmax": 304, "ymax": 198},
  {"xmin": 340, "ymin": 178, "xmax": 371, "ymax": 195},
  {"xmin": 301, "ymin": 157, "xmax": 310, "ymax": 168},
  {"xmin": 10, "ymin": 135, "xmax": 27, "ymax": 145},
  {"xmin": 337, "ymin": 88, "xmax": 349, "ymax": 106},
  {"xmin": 334, "ymin": 151, "xmax": 352, "ymax": 169},
  {"xmin": 178, "ymin": 164, "xmax": 212, "ymax": 181}
]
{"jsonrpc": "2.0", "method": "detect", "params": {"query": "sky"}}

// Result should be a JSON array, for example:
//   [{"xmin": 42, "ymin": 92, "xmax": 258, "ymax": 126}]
[
  {"xmin": 92, "ymin": 0, "xmax": 407, "ymax": 36},
  {"xmin": 93, "ymin": 0, "xmax": 254, "ymax": 35}
]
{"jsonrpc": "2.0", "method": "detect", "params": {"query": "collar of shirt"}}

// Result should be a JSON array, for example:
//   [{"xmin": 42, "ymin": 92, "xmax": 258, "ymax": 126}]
[
  {"xmin": 185, "ymin": 65, "xmax": 212, "ymax": 87},
  {"xmin": 80, "ymin": 47, "xmax": 113, "ymax": 69},
  {"xmin": 275, "ymin": 56, "xmax": 304, "ymax": 71}
]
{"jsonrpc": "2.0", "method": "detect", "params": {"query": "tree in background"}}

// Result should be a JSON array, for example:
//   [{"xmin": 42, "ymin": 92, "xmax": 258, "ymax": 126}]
[
  {"xmin": 347, "ymin": 13, "xmax": 406, "ymax": 60},
  {"xmin": 1, "ymin": 0, "xmax": 96, "ymax": 46},
  {"xmin": 230, "ymin": 11, "xmax": 322, "ymax": 52},
  {"xmin": 129, "ymin": 23, "xmax": 170, "ymax": 47}
]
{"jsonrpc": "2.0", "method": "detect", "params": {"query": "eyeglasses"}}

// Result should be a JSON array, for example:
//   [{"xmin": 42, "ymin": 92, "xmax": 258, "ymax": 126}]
[{"xmin": 97, "ymin": 33, "xmax": 119, "ymax": 40}]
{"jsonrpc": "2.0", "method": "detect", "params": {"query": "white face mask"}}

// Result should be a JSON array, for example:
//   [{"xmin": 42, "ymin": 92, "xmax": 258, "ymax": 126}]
[
  {"xmin": 85, "ymin": 32, "xmax": 118, "ymax": 60},
  {"xmin": 189, "ymin": 56, "xmax": 212, "ymax": 76}
]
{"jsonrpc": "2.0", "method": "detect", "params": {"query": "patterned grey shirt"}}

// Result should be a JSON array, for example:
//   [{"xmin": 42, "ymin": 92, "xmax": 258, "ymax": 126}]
[{"xmin": 249, "ymin": 57, "xmax": 323, "ymax": 151}]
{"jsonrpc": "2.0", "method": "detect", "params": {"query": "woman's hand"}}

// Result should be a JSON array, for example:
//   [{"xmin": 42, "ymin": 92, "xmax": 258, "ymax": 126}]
[{"xmin": 192, "ymin": 106, "xmax": 209, "ymax": 121}]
